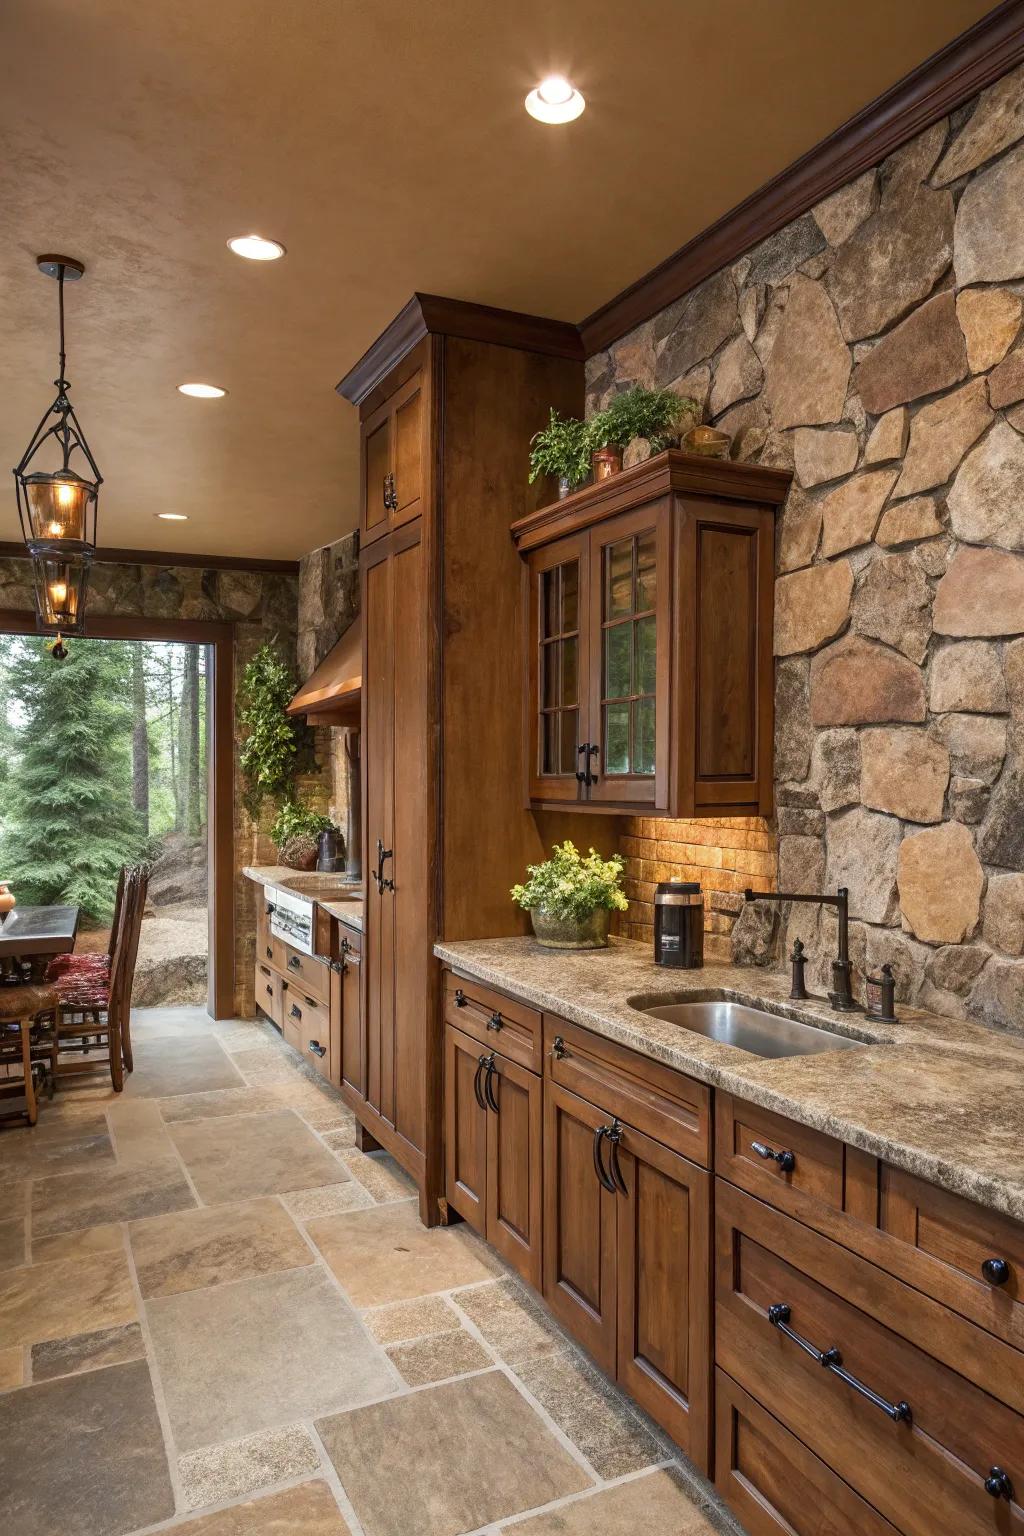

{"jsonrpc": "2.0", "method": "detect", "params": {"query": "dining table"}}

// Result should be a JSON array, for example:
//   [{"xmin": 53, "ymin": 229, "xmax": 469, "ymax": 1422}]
[{"xmin": 0, "ymin": 903, "xmax": 80, "ymax": 982}]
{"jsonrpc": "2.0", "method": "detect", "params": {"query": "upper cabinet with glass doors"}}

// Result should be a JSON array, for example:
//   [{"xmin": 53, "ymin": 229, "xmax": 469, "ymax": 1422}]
[{"xmin": 513, "ymin": 451, "xmax": 791, "ymax": 818}]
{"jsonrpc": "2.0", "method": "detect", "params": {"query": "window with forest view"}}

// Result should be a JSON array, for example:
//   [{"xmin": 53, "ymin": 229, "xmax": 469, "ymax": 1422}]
[{"xmin": 0, "ymin": 635, "xmax": 210, "ymax": 1007}]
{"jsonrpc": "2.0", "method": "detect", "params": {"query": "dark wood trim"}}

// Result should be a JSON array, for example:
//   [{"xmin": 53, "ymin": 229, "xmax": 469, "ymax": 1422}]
[
  {"xmin": 337, "ymin": 293, "xmax": 584, "ymax": 405},
  {"xmin": 579, "ymin": 1, "xmax": 1024, "ymax": 354},
  {"xmin": 0, "ymin": 542, "xmax": 298, "ymax": 574},
  {"xmin": 511, "ymin": 450, "xmax": 792, "ymax": 553},
  {"xmin": 0, "ymin": 607, "xmax": 235, "ymax": 1020}
]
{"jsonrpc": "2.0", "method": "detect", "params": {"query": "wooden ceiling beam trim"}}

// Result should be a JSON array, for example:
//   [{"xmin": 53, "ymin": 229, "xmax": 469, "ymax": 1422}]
[{"xmin": 0, "ymin": 542, "xmax": 298, "ymax": 574}]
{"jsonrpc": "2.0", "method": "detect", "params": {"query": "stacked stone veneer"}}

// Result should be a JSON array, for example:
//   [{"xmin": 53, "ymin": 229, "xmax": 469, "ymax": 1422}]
[
  {"xmin": 586, "ymin": 65, "xmax": 1024, "ymax": 1030},
  {"xmin": 0, "ymin": 552, "xmax": 300, "ymax": 1017}
]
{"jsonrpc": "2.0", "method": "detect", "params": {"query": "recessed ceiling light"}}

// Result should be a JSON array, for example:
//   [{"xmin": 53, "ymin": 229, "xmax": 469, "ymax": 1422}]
[
  {"xmin": 156, "ymin": 512, "xmax": 189, "ymax": 521},
  {"xmin": 227, "ymin": 234, "xmax": 286, "ymax": 261},
  {"xmin": 177, "ymin": 382, "xmax": 227, "ymax": 398},
  {"xmin": 525, "ymin": 75, "xmax": 585, "ymax": 124}
]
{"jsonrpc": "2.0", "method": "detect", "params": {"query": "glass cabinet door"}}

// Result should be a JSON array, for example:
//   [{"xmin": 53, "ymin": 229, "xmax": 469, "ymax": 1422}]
[
  {"xmin": 588, "ymin": 507, "xmax": 668, "ymax": 807},
  {"xmin": 528, "ymin": 535, "xmax": 590, "ymax": 802}
]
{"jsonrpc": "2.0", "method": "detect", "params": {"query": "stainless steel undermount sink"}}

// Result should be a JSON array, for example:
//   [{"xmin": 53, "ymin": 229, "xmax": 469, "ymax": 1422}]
[{"xmin": 629, "ymin": 994, "xmax": 871, "ymax": 1059}]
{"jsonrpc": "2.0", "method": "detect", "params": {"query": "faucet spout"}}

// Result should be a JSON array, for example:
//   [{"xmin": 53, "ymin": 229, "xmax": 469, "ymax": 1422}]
[{"xmin": 743, "ymin": 887, "xmax": 858, "ymax": 1013}]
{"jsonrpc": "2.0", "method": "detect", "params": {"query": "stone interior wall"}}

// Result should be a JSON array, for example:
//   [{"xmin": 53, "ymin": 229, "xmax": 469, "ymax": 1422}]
[
  {"xmin": 296, "ymin": 532, "xmax": 360, "ymax": 838},
  {"xmin": 0, "ymin": 553, "xmax": 299, "ymax": 1017},
  {"xmin": 619, "ymin": 818, "xmax": 775, "ymax": 962},
  {"xmin": 586, "ymin": 64, "xmax": 1024, "ymax": 1030}
]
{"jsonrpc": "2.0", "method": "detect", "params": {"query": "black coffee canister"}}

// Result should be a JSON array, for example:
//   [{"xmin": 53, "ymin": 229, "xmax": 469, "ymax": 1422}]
[{"xmin": 654, "ymin": 879, "xmax": 704, "ymax": 968}]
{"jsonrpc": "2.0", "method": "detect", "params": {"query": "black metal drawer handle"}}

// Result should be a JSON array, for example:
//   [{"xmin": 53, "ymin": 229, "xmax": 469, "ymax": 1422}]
[
  {"xmin": 752, "ymin": 1139, "xmax": 796, "ymax": 1173},
  {"xmin": 308, "ymin": 1039, "xmax": 326, "ymax": 1058},
  {"xmin": 265, "ymin": 945, "xmax": 273, "ymax": 959},
  {"xmin": 982, "ymin": 1257, "xmax": 1010, "ymax": 1286},
  {"xmin": 474, "ymin": 1053, "xmax": 495, "ymax": 1112},
  {"xmin": 551, "ymin": 1035, "xmax": 569, "ymax": 1060},
  {"xmin": 487, "ymin": 1010, "xmax": 503, "ymax": 1032},
  {"xmin": 454, "ymin": 987, "xmax": 468, "ymax": 1008},
  {"xmin": 986, "ymin": 1467, "xmax": 1014, "ymax": 1501},
  {"xmin": 593, "ymin": 1120, "xmax": 626, "ymax": 1194},
  {"xmin": 287, "ymin": 955, "xmax": 301, "ymax": 970},
  {"xmin": 483, "ymin": 1057, "xmax": 499, "ymax": 1113},
  {"xmin": 768, "ymin": 1304, "xmax": 911, "ymax": 1424},
  {"xmin": 290, "ymin": 1003, "xmax": 302, "ymax": 1020}
]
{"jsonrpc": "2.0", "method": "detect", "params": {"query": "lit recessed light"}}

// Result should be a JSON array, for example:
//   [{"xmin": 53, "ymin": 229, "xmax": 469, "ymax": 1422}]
[
  {"xmin": 177, "ymin": 382, "xmax": 227, "ymax": 398},
  {"xmin": 156, "ymin": 512, "xmax": 189, "ymax": 521},
  {"xmin": 525, "ymin": 75, "xmax": 585, "ymax": 124},
  {"xmin": 227, "ymin": 234, "xmax": 286, "ymax": 261}
]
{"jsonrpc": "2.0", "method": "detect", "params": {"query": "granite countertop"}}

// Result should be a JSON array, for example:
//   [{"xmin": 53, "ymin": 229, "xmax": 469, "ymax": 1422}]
[
  {"xmin": 244, "ymin": 866, "xmax": 364, "ymax": 933},
  {"xmin": 434, "ymin": 935, "xmax": 1024, "ymax": 1223}
]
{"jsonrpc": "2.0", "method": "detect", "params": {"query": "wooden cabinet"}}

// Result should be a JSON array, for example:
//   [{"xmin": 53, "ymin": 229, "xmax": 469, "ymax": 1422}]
[
  {"xmin": 282, "ymin": 983, "xmax": 332, "ymax": 1078},
  {"xmin": 444, "ymin": 1021, "xmax": 542, "ymax": 1286},
  {"xmin": 338, "ymin": 926, "xmax": 364, "ymax": 1102},
  {"xmin": 339, "ymin": 295, "xmax": 586, "ymax": 1223},
  {"xmin": 543, "ymin": 1077, "xmax": 712, "ymax": 1465},
  {"xmin": 513, "ymin": 451, "xmax": 791, "ymax": 816}
]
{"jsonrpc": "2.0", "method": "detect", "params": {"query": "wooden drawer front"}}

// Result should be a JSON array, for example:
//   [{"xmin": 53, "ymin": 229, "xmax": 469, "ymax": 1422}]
[
  {"xmin": 716, "ymin": 1093, "xmax": 878, "ymax": 1227},
  {"xmin": 254, "ymin": 963, "xmax": 281, "ymax": 1027},
  {"xmin": 280, "ymin": 945, "xmax": 330, "ymax": 1006},
  {"xmin": 444, "ymin": 970, "xmax": 541, "ymax": 1073},
  {"xmin": 717, "ymin": 1183, "xmax": 1024, "ymax": 1536},
  {"xmin": 715, "ymin": 1371, "xmax": 901, "ymax": 1536},
  {"xmin": 881, "ymin": 1165, "xmax": 1024, "ymax": 1355},
  {"xmin": 544, "ymin": 1015, "xmax": 710, "ymax": 1169},
  {"xmin": 282, "ymin": 984, "xmax": 332, "ymax": 1079},
  {"xmin": 444, "ymin": 1024, "xmax": 487, "ymax": 1234},
  {"xmin": 338, "ymin": 921, "xmax": 362, "ymax": 958}
]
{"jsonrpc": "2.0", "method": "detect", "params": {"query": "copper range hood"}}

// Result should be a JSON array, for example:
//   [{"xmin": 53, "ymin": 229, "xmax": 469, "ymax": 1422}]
[{"xmin": 287, "ymin": 618, "xmax": 361, "ymax": 728}]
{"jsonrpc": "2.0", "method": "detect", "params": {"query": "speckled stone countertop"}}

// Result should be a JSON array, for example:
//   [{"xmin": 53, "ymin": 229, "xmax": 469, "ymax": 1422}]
[
  {"xmin": 434, "ymin": 935, "xmax": 1024, "ymax": 1224},
  {"xmin": 243, "ymin": 866, "xmax": 364, "ymax": 932}
]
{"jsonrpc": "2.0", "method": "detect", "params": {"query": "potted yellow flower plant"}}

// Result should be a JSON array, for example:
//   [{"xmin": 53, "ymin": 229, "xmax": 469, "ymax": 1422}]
[{"xmin": 511, "ymin": 840, "xmax": 628, "ymax": 950}]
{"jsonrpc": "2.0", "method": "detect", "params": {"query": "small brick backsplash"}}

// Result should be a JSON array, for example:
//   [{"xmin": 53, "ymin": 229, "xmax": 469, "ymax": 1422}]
[{"xmin": 619, "ymin": 818, "xmax": 777, "ymax": 961}]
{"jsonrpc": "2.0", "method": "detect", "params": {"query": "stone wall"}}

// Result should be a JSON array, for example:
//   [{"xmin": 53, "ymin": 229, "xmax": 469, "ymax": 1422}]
[
  {"xmin": 0, "ymin": 552, "xmax": 300, "ymax": 1017},
  {"xmin": 296, "ymin": 532, "xmax": 360, "ymax": 837},
  {"xmin": 586, "ymin": 64, "xmax": 1024, "ymax": 1030}
]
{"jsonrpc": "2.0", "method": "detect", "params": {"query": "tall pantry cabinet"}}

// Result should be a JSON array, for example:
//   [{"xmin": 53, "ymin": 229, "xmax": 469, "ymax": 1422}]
[{"xmin": 337, "ymin": 294, "xmax": 592, "ymax": 1224}]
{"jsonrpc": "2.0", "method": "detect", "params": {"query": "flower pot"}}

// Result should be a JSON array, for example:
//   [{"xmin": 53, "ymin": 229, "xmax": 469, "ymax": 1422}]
[
  {"xmin": 278, "ymin": 836, "xmax": 318, "ymax": 871},
  {"xmin": 530, "ymin": 906, "xmax": 611, "ymax": 950},
  {"xmin": 592, "ymin": 446, "xmax": 623, "ymax": 481}
]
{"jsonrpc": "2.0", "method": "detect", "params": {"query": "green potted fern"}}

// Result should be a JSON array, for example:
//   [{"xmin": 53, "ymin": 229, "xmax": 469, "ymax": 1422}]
[
  {"xmin": 528, "ymin": 409, "xmax": 592, "ymax": 499},
  {"xmin": 588, "ymin": 386, "xmax": 700, "ymax": 479}
]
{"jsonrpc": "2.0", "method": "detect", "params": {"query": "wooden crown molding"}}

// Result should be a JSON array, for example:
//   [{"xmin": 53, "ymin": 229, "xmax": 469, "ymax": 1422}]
[
  {"xmin": 0, "ymin": 542, "xmax": 299, "ymax": 575},
  {"xmin": 579, "ymin": 0, "xmax": 1024, "ymax": 355},
  {"xmin": 336, "ymin": 292, "xmax": 585, "ymax": 405}
]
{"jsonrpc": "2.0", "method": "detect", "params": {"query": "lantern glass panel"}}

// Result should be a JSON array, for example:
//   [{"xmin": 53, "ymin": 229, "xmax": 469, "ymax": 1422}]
[
  {"xmin": 30, "ymin": 549, "xmax": 91, "ymax": 634},
  {"xmin": 23, "ymin": 471, "xmax": 94, "ymax": 542}
]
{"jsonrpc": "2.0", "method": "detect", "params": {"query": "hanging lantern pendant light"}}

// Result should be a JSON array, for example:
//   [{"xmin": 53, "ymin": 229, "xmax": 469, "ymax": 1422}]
[{"xmin": 13, "ymin": 255, "xmax": 102, "ymax": 636}]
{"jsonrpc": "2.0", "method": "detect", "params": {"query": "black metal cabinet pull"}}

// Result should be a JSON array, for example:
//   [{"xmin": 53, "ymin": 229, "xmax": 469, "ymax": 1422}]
[
  {"xmin": 985, "ymin": 1467, "xmax": 1014, "ymax": 1501},
  {"xmin": 593, "ymin": 1120, "xmax": 625, "ymax": 1193},
  {"xmin": 290, "ymin": 1003, "xmax": 302, "ymax": 1020},
  {"xmin": 483, "ymin": 1057, "xmax": 500, "ymax": 1113},
  {"xmin": 454, "ymin": 988, "xmax": 468, "ymax": 1008},
  {"xmin": 606, "ymin": 1121, "xmax": 627, "ymax": 1194},
  {"xmin": 383, "ymin": 472, "xmax": 397, "ymax": 511},
  {"xmin": 472, "ymin": 1056, "xmax": 488, "ymax": 1111},
  {"xmin": 551, "ymin": 1035, "xmax": 569, "ymax": 1060},
  {"xmin": 751, "ymin": 1139, "xmax": 796, "ymax": 1173},
  {"xmin": 487, "ymin": 1010, "xmax": 503, "ymax": 1032},
  {"xmin": 265, "ymin": 945, "xmax": 273, "ymax": 959},
  {"xmin": 982, "ymin": 1257, "xmax": 1010, "ymax": 1285},
  {"xmin": 374, "ymin": 837, "xmax": 394, "ymax": 895},
  {"xmin": 592, "ymin": 1125, "xmax": 615, "ymax": 1192},
  {"xmin": 287, "ymin": 955, "xmax": 301, "ymax": 970},
  {"xmin": 308, "ymin": 1039, "xmax": 326, "ymax": 1058},
  {"xmin": 768, "ymin": 1303, "xmax": 911, "ymax": 1424}
]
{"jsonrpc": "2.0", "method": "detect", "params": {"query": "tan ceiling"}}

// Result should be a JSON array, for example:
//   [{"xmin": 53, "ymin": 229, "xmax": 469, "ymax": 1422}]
[{"xmin": 0, "ymin": 0, "xmax": 993, "ymax": 560}]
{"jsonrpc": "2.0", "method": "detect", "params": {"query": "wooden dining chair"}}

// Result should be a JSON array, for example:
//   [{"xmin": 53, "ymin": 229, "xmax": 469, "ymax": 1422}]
[
  {"xmin": 116, "ymin": 864, "xmax": 149, "ymax": 1074},
  {"xmin": 0, "ymin": 983, "xmax": 58, "ymax": 1125},
  {"xmin": 47, "ymin": 864, "xmax": 127, "ymax": 984}
]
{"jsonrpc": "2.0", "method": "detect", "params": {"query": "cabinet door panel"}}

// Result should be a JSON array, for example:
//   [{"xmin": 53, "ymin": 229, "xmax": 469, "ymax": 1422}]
[
  {"xmin": 587, "ymin": 504, "xmax": 670, "ymax": 809},
  {"xmin": 392, "ymin": 371, "xmax": 426, "ymax": 526},
  {"xmin": 445, "ymin": 1025, "xmax": 487, "ymax": 1233},
  {"xmin": 526, "ymin": 534, "xmax": 590, "ymax": 804},
  {"xmin": 486, "ymin": 1053, "xmax": 542, "ymax": 1288},
  {"xmin": 362, "ymin": 549, "xmax": 394, "ymax": 1118},
  {"xmin": 340, "ymin": 950, "xmax": 364, "ymax": 1101},
  {"xmin": 615, "ymin": 1119, "xmax": 711, "ymax": 1466},
  {"xmin": 362, "ymin": 404, "xmax": 391, "ymax": 541},
  {"xmin": 543, "ymin": 1081, "xmax": 617, "ymax": 1372}
]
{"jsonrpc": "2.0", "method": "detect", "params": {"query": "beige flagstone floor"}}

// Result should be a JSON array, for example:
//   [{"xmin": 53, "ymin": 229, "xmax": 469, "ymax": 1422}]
[{"xmin": 0, "ymin": 1005, "xmax": 739, "ymax": 1536}]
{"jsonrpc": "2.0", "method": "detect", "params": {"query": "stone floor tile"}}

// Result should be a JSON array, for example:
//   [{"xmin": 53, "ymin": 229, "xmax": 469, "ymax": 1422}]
[
  {"xmin": 0, "ymin": 1358, "xmax": 174, "ymax": 1536},
  {"xmin": 363, "ymin": 1294, "xmax": 461, "ymax": 1345},
  {"xmin": 31, "ymin": 1221, "xmax": 124, "ymax": 1265},
  {"xmin": 0, "ymin": 1250, "xmax": 136, "ymax": 1349},
  {"xmin": 513, "ymin": 1349, "xmax": 666, "ymax": 1479},
  {"xmin": 293, "ymin": 1100, "xmax": 355, "ymax": 1133},
  {"xmin": 505, "ymin": 1466, "xmax": 724, "ymax": 1534},
  {"xmin": 170, "ymin": 1109, "xmax": 348, "ymax": 1203},
  {"xmin": 340, "ymin": 1147, "xmax": 419, "ymax": 1201},
  {"xmin": 387, "ymin": 1328, "xmax": 491, "ymax": 1386},
  {"xmin": 0, "ymin": 1115, "xmax": 114, "ymax": 1181},
  {"xmin": 175, "ymin": 1479, "xmax": 352, "ymax": 1534},
  {"xmin": 31, "ymin": 1321, "xmax": 145, "ymax": 1381},
  {"xmin": 31, "ymin": 1159, "xmax": 195, "ymax": 1236},
  {"xmin": 0, "ymin": 1345, "xmax": 24, "ymax": 1390},
  {"xmin": 158, "ymin": 1085, "xmax": 281, "ymax": 1122},
  {"xmin": 177, "ymin": 1425, "xmax": 323, "ymax": 1511},
  {"xmin": 130, "ymin": 1196, "xmax": 313, "ymax": 1297},
  {"xmin": 106, "ymin": 1098, "xmax": 180, "ymax": 1165},
  {"xmin": 316, "ymin": 1370, "xmax": 591, "ymax": 1536},
  {"xmin": 147, "ymin": 1263, "xmax": 399, "ymax": 1451},
  {"xmin": 0, "ymin": 1217, "xmax": 27, "ymax": 1272},
  {"xmin": 454, "ymin": 1276, "xmax": 567, "ymax": 1366},
  {"xmin": 123, "ymin": 1035, "xmax": 244, "ymax": 1097},
  {"xmin": 282, "ymin": 1181, "xmax": 373, "ymax": 1220},
  {"xmin": 321, "ymin": 1122, "xmax": 358, "ymax": 1148},
  {"xmin": 232, "ymin": 1048, "xmax": 300, "ymax": 1082},
  {"xmin": 307, "ymin": 1200, "xmax": 499, "ymax": 1307},
  {"xmin": 132, "ymin": 1007, "xmax": 218, "ymax": 1039}
]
